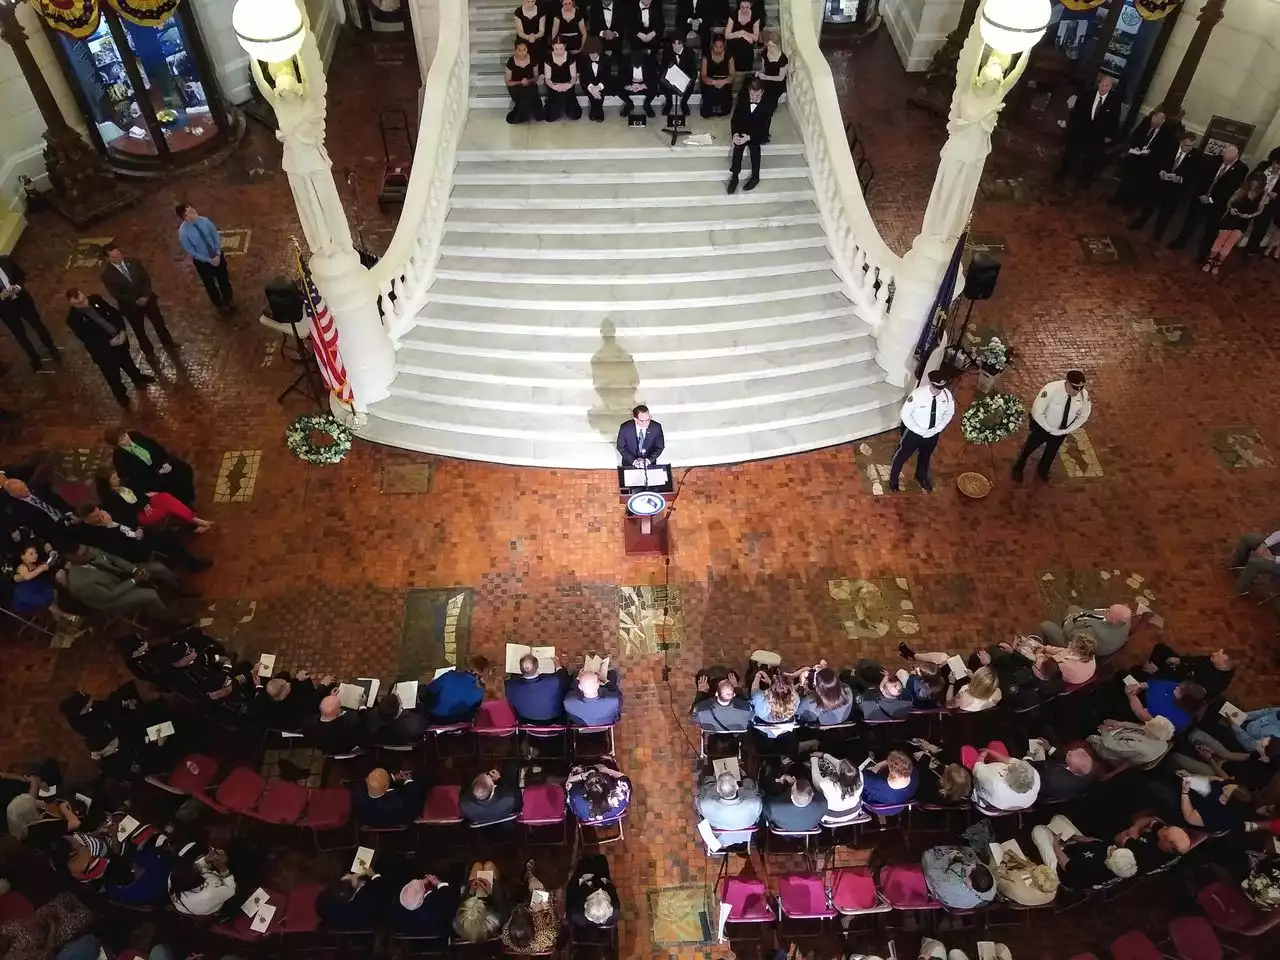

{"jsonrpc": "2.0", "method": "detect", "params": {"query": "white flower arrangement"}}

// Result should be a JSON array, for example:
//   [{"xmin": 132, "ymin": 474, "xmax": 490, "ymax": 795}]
[
  {"xmin": 1242, "ymin": 857, "xmax": 1280, "ymax": 909},
  {"xmin": 286, "ymin": 413, "xmax": 353, "ymax": 465},
  {"xmin": 975, "ymin": 336, "xmax": 1012, "ymax": 374},
  {"xmin": 961, "ymin": 392, "xmax": 1026, "ymax": 445}
]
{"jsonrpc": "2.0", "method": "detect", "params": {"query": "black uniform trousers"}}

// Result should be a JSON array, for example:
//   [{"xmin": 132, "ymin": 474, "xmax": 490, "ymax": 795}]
[
  {"xmin": 192, "ymin": 257, "xmax": 234, "ymax": 309},
  {"xmin": 1013, "ymin": 422, "xmax": 1067, "ymax": 478},
  {"xmin": 93, "ymin": 344, "xmax": 150, "ymax": 406},
  {"xmin": 889, "ymin": 429, "xmax": 939, "ymax": 486}
]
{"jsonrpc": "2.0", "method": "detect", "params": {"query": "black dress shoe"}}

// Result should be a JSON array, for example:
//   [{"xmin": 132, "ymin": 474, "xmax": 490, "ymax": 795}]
[
  {"xmin": 726, "ymin": 176, "xmax": 739, "ymax": 194},
  {"xmin": 888, "ymin": 479, "xmax": 900, "ymax": 492},
  {"xmin": 133, "ymin": 374, "xmax": 157, "ymax": 385},
  {"xmin": 1037, "ymin": 470, "xmax": 1051, "ymax": 483},
  {"xmin": 644, "ymin": 104, "xmax": 655, "ymax": 118},
  {"xmin": 742, "ymin": 176, "xmax": 759, "ymax": 192},
  {"xmin": 917, "ymin": 477, "xmax": 934, "ymax": 493}
]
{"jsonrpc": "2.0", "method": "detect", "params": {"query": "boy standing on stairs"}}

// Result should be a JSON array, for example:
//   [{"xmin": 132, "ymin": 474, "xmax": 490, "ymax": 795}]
[{"xmin": 727, "ymin": 81, "xmax": 770, "ymax": 194}]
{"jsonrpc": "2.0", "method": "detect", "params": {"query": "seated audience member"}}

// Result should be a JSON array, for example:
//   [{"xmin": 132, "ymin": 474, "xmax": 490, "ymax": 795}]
[
  {"xmin": 691, "ymin": 670, "xmax": 752, "ymax": 732},
  {"xmin": 2, "ymin": 478, "xmax": 72, "ymax": 545},
  {"xmin": 970, "ymin": 750, "xmax": 1040, "ymax": 811},
  {"xmin": 1114, "ymin": 814, "xmax": 1191, "ymax": 874},
  {"xmin": 567, "ymin": 762, "xmax": 631, "ymax": 823},
  {"xmin": 977, "ymin": 643, "xmax": 1063, "ymax": 710},
  {"xmin": 749, "ymin": 669, "xmax": 798, "ymax": 734},
  {"xmin": 761, "ymin": 769, "xmax": 827, "ymax": 832},
  {"xmin": 168, "ymin": 844, "xmax": 237, "ymax": 916},
  {"xmin": 567, "ymin": 852, "xmax": 620, "ymax": 928},
  {"xmin": 564, "ymin": 667, "xmax": 623, "ymax": 727},
  {"xmin": 1171, "ymin": 772, "xmax": 1251, "ymax": 832},
  {"xmin": 910, "ymin": 741, "xmax": 973, "ymax": 805},
  {"xmin": 56, "ymin": 544, "xmax": 181, "ymax": 620},
  {"xmin": 809, "ymin": 752, "xmax": 865, "ymax": 823},
  {"xmin": 849, "ymin": 663, "xmax": 911, "ymax": 722},
  {"xmin": 1032, "ymin": 815, "xmax": 1136, "ymax": 890},
  {"xmin": 505, "ymin": 654, "xmax": 570, "ymax": 724},
  {"xmin": 1125, "ymin": 679, "xmax": 1204, "ymax": 734},
  {"xmin": 921, "ymin": 844, "xmax": 997, "ymax": 909},
  {"xmin": 1032, "ymin": 744, "xmax": 1095, "ymax": 802},
  {"xmin": 862, "ymin": 750, "xmax": 918, "ymax": 806},
  {"xmin": 424, "ymin": 657, "xmax": 488, "ymax": 723},
  {"xmin": 904, "ymin": 665, "xmax": 948, "ymax": 708},
  {"xmin": 1224, "ymin": 704, "xmax": 1280, "ymax": 756},
  {"xmin": 460, "ymin": 762, "xmax": 523, "ymax": 826},
  {"xmin": 1014, "ymin": 633, "xmax": 1097, "ymax": 686},
  {"xmin": 8, "ymin": 540, "xmax": 82, "ymax": 629},
  {"xmin": 252, "ymin": 671, "xmax": 331, "ymax": 731},
  {"xmin": 1231, "ymin": 529, "xmax": 1280, "ymax": 595},
  {"xmin": 1040, "ymin": 604, "xmax": 1131, "ymax": 657},
  {"xmin": 1087, "ymin": 716, "xmax": 1175, "ymax": 770},
  {"xmin": 501, "ymin": 860, "xmax": 559, "ymax": 954},
  {"xmin": 315, "ymin": 868, "xmax": 388, "ymax": 930},
  {"xmin": 0, "ymin": 891, "xmax": 94, "ymax": 960},
  {"xmin": 797, "ymin": 666, "xmax": 855, "ymax": 724},
  {"xmin": 454, "ymin": 861, "xmax": 504, "ymax": 943},
  {"xmin": 106, "ymin": 427, "xmax": 196, "ymax": 505},
  {"xmin": 1140, "ymin": 644, "xmax": 1234, "ymax": 700},
  {"xmin": 391, "ymin": 871, "xmax": 460, "ymax": 937},
  {"xmin": 950, "ymin": 665, "xmax": 1002, "ymax": 712},
  {"xmin": 352, "ymin": 768, "xmax": 427, "ymax": 830},
  {"xmin": 696, "ymin": 771, "xmax": 762, "ymax": 846},
  {"xmin": 988, "ymin": 840, "xmax": 1059, "ymax": 907},
  {"xmin": 367, "ymin": 691, "xmax": 428, "ymax": 746},
  {"xmin": 301, "ymin": 694, "xmax": 370, "ymax": 756}
]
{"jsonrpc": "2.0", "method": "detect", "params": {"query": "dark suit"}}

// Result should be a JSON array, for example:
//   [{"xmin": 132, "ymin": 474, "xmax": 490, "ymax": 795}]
[
  {"xmin": 112, "ymin": 432, "xmax": 196, "ymax": 506},
  {"xmin": 1170, "ymin": 155, "xmax": 1248, "ymax": 258},
  {"xmin": 0, "ymin": 255, "xmax": 60, "ymax": 370},
  {"xmin": 579, "ymin": 54, "xmax": 613, "ymax": 122},
  {"xmin": 65, "ymin": 296, "xmax": 151, "ymax": 406},
  {"xmin": 1110, "ymin": 116, "xmax": 1175, "ymax": 209},
  {"xmin": 615, "ymin": 418, "xmax": 665, "ymax": 464},
  {"xmin": 505, "ymin": 670, "xmax": 570, "ymax": 722},
  {"xmin": 730, "ymin": 92, "xmax": 772, "ymax": 182},
  {"xmin": 459, "ymin": 760, "xmax": 523, "ymax": 825},
  {"xmin": 302, "ymin": 710, "xmax": 370, "ymax": 755},
  {"xmin": 661, "ymin": 45, "xmax": 699, "ymax": 116},
  {"xmin": 628, "ymin": 1, "xmax": 663, "ymax": 53},
  {"xmin": 762, "ymin": 773, "xmax": 828, "ymax": 831},
  {"xmin": 100, "ymin": 257, "xmax": 175, "ymax": 357},
  {"xmin": 567, "ymin": 853, "xmax": 620, "ymax": 928},
  {"xmin": 351, "ymin": 775, "xmax": 427, "ymax": 829},
  {"xmin": 72, "ymin": 516, "xmax": 207, "ymax": 572},
  {"xmin": 1129, "ymin": 142, "xmax": 1198, "ymax": 239},
  {"xmin": 588, "ymin": 2, "xmax": 624, "ymax": 58},
  {"xmin": 1057, "ymin": 87, "xmax": 1121, "ymax": 188},
  {"xmin": 3, "ymin": 489, "xmax": 72, "ymax": 546},
  {"xmin": 316, "ymin": 873, "xmax": 390, "ymax": 931},
  {"xmin": 619, "ymin": 54, "xmax": 659, "ymax": 115},
  {"xmin": 678, "ymin": 0, "xmax": 729, "ymax": 49}
]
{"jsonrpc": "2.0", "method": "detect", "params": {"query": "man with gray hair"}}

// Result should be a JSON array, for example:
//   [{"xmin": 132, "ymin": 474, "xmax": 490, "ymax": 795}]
[
  {"xmin": 762, "ymin": 767, "xmax": 828, "ymax": 832},
  {"xmin": 567, "ymin": 853, "xmax": 620, "ymax": 929},
  {"xmin": 696, "ymin": 771, "xmax": 762, "ymax": 848},
  {"xmin": 1039, "ymin": 603, "xmax": 1132, "ymax": 657},
  {"xmin": 971, "ymin": 749, "xmax": 1041, "ymax": 811}
]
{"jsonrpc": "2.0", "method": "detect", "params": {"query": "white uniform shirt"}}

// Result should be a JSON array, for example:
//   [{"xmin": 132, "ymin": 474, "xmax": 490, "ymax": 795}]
[
  {"xmin": 899, "ymin": 386, "xmax": 954, "ymax": 439},
  {"xmin": 1031, "ymin": 380, "xmax": 1091, "ymax": 436}
]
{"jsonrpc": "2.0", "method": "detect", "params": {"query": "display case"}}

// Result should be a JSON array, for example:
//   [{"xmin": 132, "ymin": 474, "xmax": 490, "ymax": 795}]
[{"xmin": 49, "ymin": 4, "xmax": 234, "ymax": 173}]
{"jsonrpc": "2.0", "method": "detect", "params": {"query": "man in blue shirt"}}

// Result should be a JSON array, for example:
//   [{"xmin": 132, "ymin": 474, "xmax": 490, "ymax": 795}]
[
  {"xmin": 1127, "ymin": 678, "xmax": 1203, "ymax": 734},
  {"xmin": 424, "ymin": 658, "xmax": 487, "ymax": 723},
  {"xmin": 176, "ymin": 203, "xmax": 234, "ymax": 312},
  {"xmin": 563, "ymin": 669, "xmax": 622, "ymax": 726},
  {"xmin": 504, "ymin": 654, "xmax": 569, "ymax": 723}
]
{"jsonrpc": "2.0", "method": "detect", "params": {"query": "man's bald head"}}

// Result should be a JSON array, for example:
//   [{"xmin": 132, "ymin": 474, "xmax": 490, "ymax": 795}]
[
  {"xmin": 319, "ymin": 694, "xmax": 341, "ymax": 720},
  {"xmin": 365, "ymin": 768, "xmax": 390, "ymax": 798}
]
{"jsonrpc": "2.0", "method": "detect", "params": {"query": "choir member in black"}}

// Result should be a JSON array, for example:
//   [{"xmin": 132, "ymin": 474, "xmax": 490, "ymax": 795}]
[
  {"xmin": 505, "ymin": 41, "xmax": 545, "ymax": 124},
  {"xmin": 590, "ymin": 0, "xmax": 624, "ymax": 60},
  {"xmin": 620, "ymin": 48, "xmax": 658, "ymax": 119},
  {"xmin": 755, "ymin": 35, "xmax": 787, "ymax": 122},
  {"xmin": 551, "ymin": 0, "xmax": 587, "ymax": 56},
  {"xmin": 544, "ymin": 38, "xmax": 583, "ymax": 121},
  {"xmin": 580, "ymin": 38, "xmax": 612, "ymax": 123},
  {"xmin": 1128, "ymin": 131, "xmax": 1197, "ymax": 240},
  {"xmin": 724, "ymin": 0, "xmax": 761, "ymax": 73},
  {"xmin": 679, "ymin": 0, "xmax": 728, "ymax": 52},
  {"xmin": 727, "ymin": 81, "xmax": 770, "ymax": 195},
  {"xmin": 700, "ymin": 36, "xmax": 735, "ymax": 118},
  {"xmin": 661, "ymin": 35, "xmax": 698, "ymax": 119},
  {"xmin": 629, "ymin": 0, "xmax": 663, "ymax": 55},
  {"xmin": 513, "ymin": 0, "xmax": 547, "ymax": 63},
  {"xmin": 1109, "ymin": 110, "xmax": 1173, "ymax": 210}
]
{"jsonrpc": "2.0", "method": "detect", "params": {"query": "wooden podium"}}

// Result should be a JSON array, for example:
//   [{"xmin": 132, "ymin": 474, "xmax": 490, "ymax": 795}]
[{"xmin": 617, "ymin": 466, "xmax": 674, "ymax": 558}]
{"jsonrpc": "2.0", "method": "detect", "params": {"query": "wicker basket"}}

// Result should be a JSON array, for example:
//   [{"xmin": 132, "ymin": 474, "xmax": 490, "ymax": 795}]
[{"xmin": 957, "ymin": 471, "xmax": 992, "ymax": 499}]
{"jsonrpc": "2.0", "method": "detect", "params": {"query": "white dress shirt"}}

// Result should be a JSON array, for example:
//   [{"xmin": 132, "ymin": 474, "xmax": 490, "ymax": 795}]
[
  {"xmin": 1030, "ymin": 380, "xmax": 1091, "ymax": 436},
  {"xmin": 899, "ymin": 386, "xmax": 955, "ymax": 439},
  {"xmin": 1091, "ymin": 92, "xmax": 1106, "ymax": 121},
  {"xmin": 0, "ymin": 264, "xmax": 11, "ymax": 291},
  {"xmin": 972, "ymin": 761, "xmax": 1040, "ymax": 811}
]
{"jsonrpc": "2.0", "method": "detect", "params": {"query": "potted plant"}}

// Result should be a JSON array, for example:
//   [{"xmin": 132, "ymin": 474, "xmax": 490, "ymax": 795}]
[{"xmin": 974, "ymin": 336, "xmax": 1012, "ymax": 394}]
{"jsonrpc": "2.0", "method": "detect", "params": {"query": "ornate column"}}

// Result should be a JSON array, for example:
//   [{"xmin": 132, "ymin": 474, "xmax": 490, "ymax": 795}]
[
  {"xmin": 1158, "ymin": 0, "xmax": 1227, "ymax": 118},
  {"xmin": 876, "ymin": 0, "xmax": 1037, "ymax": 385},
  {"xmin": 239, "ymin": 0, "xmax": 396, "ymax": 412}
]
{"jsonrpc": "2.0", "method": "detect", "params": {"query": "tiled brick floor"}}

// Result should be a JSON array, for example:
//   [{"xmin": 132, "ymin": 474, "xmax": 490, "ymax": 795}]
[{"xmin": 2, "ymin": 27, "xmax": 1279, "ymax": 960}]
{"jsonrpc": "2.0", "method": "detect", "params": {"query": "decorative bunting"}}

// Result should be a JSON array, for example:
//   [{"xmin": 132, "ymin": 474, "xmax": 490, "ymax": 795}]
[
  {"xmin": 1057, "ymin": 0, "xmax": 1107, "ymax": 11},
  {"xmin": 108, "ymin": 0, "xmax": 182, "ymax": 28},
  {"xmin": 31, "ymin": 0, "xmax": 101, "ymax": 38},
  {"xmin": 1134, "ymin": 0, "xmax": 1181, "ymax": 20}
]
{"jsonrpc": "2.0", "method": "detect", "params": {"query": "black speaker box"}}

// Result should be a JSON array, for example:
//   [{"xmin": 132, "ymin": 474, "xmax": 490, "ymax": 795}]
[{"xmin": 963, "ymin": 251, "xmax": 1001, "ymax": 301}]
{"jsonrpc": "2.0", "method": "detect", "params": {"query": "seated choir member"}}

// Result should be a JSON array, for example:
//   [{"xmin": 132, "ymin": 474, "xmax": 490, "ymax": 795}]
[
  {"xmin": 620, "ymin": 49, "xmax": 658, "ymax": 119},
  {"xmin": 727, "ymin": 80, "xmax": 770, "ymax": 194},
  {"xmin": 700, "ymin": 36, "xmax": 735, "ymax": 118},
  {"xmin": 629, "ymin": 0, "xmax": 664, "ymax": 54},
  {"xmin": 551, "ymin": 0, "xmax": 586, "ymax": 55},
  {"xmin": 580, "ymin": 37, "xmax": 611, "ymax": 123},
  {"xmin": 661, "ymin": 35, "xmax": 698, "ymax": 119},
  {"xmin": 505, "ymin": 40, "xmax": 544, "ymax": 125},
  {"xmin": 513, "ymin": 0, "xmax": 547, "ymax": 63},
  {"xmin": 543, "ymin": 38, "xmax": 582, "ymax": 122},
  {"xmin": 590, "ymin": 0, "xmax": 624, "ymax": 60}
]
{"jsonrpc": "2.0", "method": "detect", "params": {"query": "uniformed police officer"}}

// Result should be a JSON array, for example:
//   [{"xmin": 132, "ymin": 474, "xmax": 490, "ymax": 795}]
[
  {"xmin": 1013, "ymin": 369, "xmax": 1092, "ymax": 483},
  {"xmin": 889, "ymin": 369, "xmax": 954, "ymax": 493}
]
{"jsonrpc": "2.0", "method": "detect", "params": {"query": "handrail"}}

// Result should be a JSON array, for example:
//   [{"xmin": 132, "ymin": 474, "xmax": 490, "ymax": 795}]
[
  {"xmin": 780, "ymin": 0, "xmax": 901, "ymax": 327},
  {"xmin": 368, "ymin": 0, "xmax": 470, "ymax": 343}
]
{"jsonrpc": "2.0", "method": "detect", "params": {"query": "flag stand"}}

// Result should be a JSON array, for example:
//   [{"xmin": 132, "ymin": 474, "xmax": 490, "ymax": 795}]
[{"xmin": 282, "ymin": 238, "xmax": 329, "ymax": 410}]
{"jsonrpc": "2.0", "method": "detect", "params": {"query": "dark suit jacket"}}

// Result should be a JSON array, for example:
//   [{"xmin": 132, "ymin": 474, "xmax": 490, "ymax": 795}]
[
  {"xmin": 567, "ymin": 853, "xmax": 620, "ymax": 928},
  {"xmin": 619, "ymin": 55, "xmax": 658, "ymax": 90},
  {"xmin": 112, "ymin": 432, "xmax": 194, "ymax": 505},
  {"xmin": 731, "ymin": 93, "xmax": 772, "ymax": 142},
  {"xmin": 628, "ymin": 2, "xmax": 664, "ymax": 43},
  {"xmin": 100, "ymin": 259, "xmax": 156, "ymax": 308},
  {"xmin": 72, "ymin": 519, "xmax": 150, "ymax": 564},
  {"xmin": 579, "ymin": 54, "xmax": 613, "ymax": 94},
  {"xmin": 302, "ymin": 710, "xmax": 370, "ymax": 755},
  {"xmin": 1153, "ymin": 142, "xmax": 1198, "ymax": 195},
  {"xmin": 1125, "ymin": 116, "xmax": 1175, "ymax": 158},
  {"xmin": 505, "ymin": 670, "xmax": 570, "ymax": 722},
  {"xmin": 1065, "ymin": 88, "xmax": 1121, "ymax": 146},
  {"xmin": 66, "ymin": 296, "xmax": 128, "ymax": 361},
  {"xmin": 459, "ymin": 761, "xmax": 523, "ymax": 824},
  {"xmin": 762, "ymin": 778, "xmax": 828, "ymax": 831},
  {"xmin": 351, "ymin": 776, "xmax": 427, "ymax": 829},
  {"xmin": 0, "ymin": 255, "xmax": 32, "ymax": 319},
  {"xmin": 1196, "ymin": 156, "xmax": 1248, "ymax": 207},
  {"xmin": 616, "ymin": 419, "xmax": 664, "ymax": 463},
  {"xmin": 316, "ymin": 874, "xmax": 390, "ymax": 931},
  {"xmin": 661, "ymin": 46, "xmax": 699, "ymax": 90},
  {"xmin": 588, "ymin": 2, "xmax": 624, "ymax": 38},
  {"xmin": 3, "ymin": 492, "xmax": 72, "ymax": 544}
]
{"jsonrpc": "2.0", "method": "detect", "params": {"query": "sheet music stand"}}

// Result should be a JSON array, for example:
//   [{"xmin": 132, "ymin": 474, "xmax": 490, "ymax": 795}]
[{"xmin": 617, "ymin": 466, "xmax": 674, "ymax": 557}]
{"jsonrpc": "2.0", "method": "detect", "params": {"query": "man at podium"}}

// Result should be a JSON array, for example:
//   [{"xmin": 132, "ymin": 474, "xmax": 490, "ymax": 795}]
[{"xmin": 616, "ymin": 404, "xmax": 665, "ymax": 467}]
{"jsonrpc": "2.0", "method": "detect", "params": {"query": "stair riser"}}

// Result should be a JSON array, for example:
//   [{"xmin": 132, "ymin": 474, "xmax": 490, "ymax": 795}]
[
  {"xmin": 426, "ymin": 281, "xmax": 844, "ymax": 312},
  {"xmin": 448, "ymin": 190, "xmax": 814, "ymax": 209},
  {"xmin": 415, "ymin": 302, "xmax": 854, "ymax": 336},
  {"xmin": 443, "ymin": 213, "xmax": 819, "ymax": 234},
  {"xmin": 440, "ymin": 236, "xmax": 826, "ymax": 260},
  {"xmin": 434, "ymin": 258, "xmax": 834, "ymax": 285}
]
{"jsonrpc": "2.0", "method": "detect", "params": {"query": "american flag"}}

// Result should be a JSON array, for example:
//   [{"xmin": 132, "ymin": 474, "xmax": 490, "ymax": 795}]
[{"xmin": 302, "ymin": 269, "xmax": 354, "ymax": 404}]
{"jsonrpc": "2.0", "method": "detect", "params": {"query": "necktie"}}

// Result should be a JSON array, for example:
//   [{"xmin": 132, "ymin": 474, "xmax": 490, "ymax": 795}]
[
  {"xmin": 1211, "ymin": 164, "xmax": 1227, "ymax": 187},
  {"xmin": 928, "ymin": 396, "xmax": 937, "ymax": 431},
  {"xmin": 1173, "ymin": 151, "xmax": 1184, "ymax": 170},
  {"xmin": 1092, "ymin": 95, "xmax": 1101, "ymax": 120},
  {"xmin": 1059, "ymin": 396, "xmax": 1073, "ymax": 431},
  {"xmin": 637, "ymin": 429, "xmax": 646, "ymax": 449},
  {"xmin": 26, "ymin": 495, "xmax": 61, "ymax": 521},
  {"xmin": 0, "ymin": 266, "xmax": 10, "ymax": 291},
  {"xmin": 1144, "ymin": 129, "xmax": 1157, "ymax": 149},
  {"xmin": 117, "ymin": 262, "xmax": 130, "ymax": 280}
]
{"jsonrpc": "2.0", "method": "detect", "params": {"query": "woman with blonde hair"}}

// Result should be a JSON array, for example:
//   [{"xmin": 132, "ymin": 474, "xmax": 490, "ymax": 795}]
[
  {"xmin": 949, "ymin": 665, "xmax": 1002, "ymax": 712},
  {"xmin": 989, "ymin": 841, "xmax": 1059, "ymax": 906},
  {"xmin": 1016, "ymin": 632, "xmax": 1096, "ymax": 685}
]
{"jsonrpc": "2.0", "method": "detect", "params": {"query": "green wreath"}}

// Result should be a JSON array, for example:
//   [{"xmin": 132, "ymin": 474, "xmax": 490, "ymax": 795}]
[
  {"xmin": 961, "ymin": 392, "xmax": 1026, "ymax": 445},
  {"xmin": 286, "ymin": 413, "xmax": 353, "ymax": 465}
]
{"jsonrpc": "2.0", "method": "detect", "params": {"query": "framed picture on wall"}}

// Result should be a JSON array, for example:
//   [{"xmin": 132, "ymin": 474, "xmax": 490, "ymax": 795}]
[{"xmin": 1200, "ymin": 115, "xmax": 1255, "ymax": 157}]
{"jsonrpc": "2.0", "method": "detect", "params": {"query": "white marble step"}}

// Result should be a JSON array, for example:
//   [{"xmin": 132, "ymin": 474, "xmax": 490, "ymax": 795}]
[
  {"xmin": 448, "ymin": 177, "xmax": 812, "ymax": 209},
  {"xmin": 453, "ymin": 155, "xmax": 805, "ymax": 185},
  {"xmin": 444, "ymin": 203, "xmax": 818, "ymax": 234},
  {"xmin": 427, "ymin": 268, "xmax": 841, "ymax": 310},
  {"xmin": 414, "ymin": 292, "xmax": 857, "ymax": 335},
  {"xmin": 457, "ymin": 140, "xmax": 802, "ymax": 162},
  {"xmin": 440, "ymin": 222, "xmax": 825, "ymax": 259},
  {"xmin": 434, "ymin": 247, "xmax": 830, "ymax": 285}
]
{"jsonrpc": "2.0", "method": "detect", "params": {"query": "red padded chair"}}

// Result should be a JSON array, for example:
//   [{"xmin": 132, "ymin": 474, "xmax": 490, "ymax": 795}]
[
  {"xmin": 829, "ymin": 866, "xmax": 891, "ymax": 917},
  {"xmin": 1197, "ymin": 879, "xmax": 1280, "ymax": 936},
  {"xmin": 518, "ymin": 782, "xmax": 567, "ymax": 845},
  {"xmin": 879, "ymin": 863, "xmax": 942, "ymax": 911},
  {"xmin": 473, "ymin": 700, "xmax": 519, "ymax": 760},
  {"xmin": 1167, "ymin": 915, "xmax": 1224, "ymax": 960},
  {"xmin": 254, "ymin": 779, "xmax": 309, "ymax": 825},
  {"xmin": 146, "ymin": 753, "xmax": 218, "ymax": 796},
  {"xmin": 299, "ymin": 786, "xmax": 354, "ymax": 851},
  {"xmin": 1109, "ymin": 930, "xmax": 1163, "ymax": 960},
  {"xmin": 203, "ymin": 766, "xmax": 266, "ymax": 815},
  {"xmin": 778, "ymin": 872, "xmax": 836, "ymax": 920},
  {"xmin": 282, "ymin": 882, "xmax": 326, "ymax": 932},
  {"xmin": 0, "ymin": 890, "xmax": 33, "ymax": 924},
  {"xmin": 719, "ymin": 874, "xmax": 775, "ymax": 942},
  {"xmin": 212, "ymin": 887, "xmax": 286, "ymax": 940}
]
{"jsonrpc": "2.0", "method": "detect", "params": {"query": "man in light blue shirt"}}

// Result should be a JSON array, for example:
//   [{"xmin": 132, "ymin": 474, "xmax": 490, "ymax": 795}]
[
  {"xmin": 1231, "ymin": 706, "xmax": 1280, "ymax": 754},
  {"xmin": 1232, "ymin": 530, "xmax": 1280, "ymax": 594},
  {"xmin": 696, "ymin": 772, "xmax": 761, "ymax": 847},
  {"xmin": 921, "ymin": 844, "xmax": 997, "ymax": 909},
  {"xmin": 176, "ymin": 203, "xmax": 235, "ymax": 312}
]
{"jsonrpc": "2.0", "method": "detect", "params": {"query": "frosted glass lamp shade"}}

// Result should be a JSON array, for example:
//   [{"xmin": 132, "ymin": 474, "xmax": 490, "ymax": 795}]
[
  {"xmin": 233, "ymin": 0, "xmax": 305, "ymax": 63},
  {"xmin": 979, "ymin": 0, "xmax": 1051, "ymax": 56}
]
